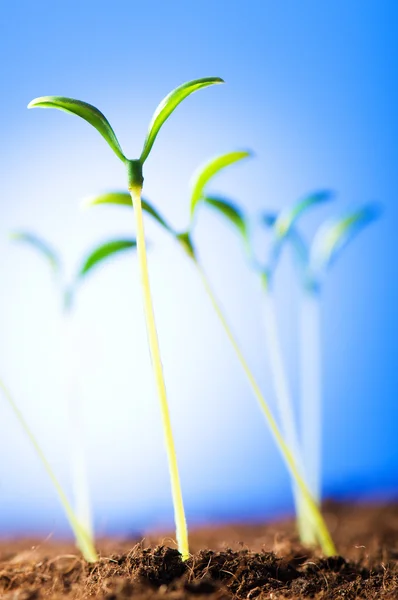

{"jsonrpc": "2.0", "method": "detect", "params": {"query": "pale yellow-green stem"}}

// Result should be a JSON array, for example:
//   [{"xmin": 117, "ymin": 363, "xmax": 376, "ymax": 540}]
[
  {"xmin": 129, "ymin": 185, "xmax": 189, "ymax": 560},
  {"xmin": 192, "ymin": 260, "xmax": 336, "ymax": 556},
  {"xmin": 0, "ymin": 377, "xmax": 98, "ymax": 562},
  {"xmin": 262, "ymin": 286, "xmax": 318, "ymax": 546}
]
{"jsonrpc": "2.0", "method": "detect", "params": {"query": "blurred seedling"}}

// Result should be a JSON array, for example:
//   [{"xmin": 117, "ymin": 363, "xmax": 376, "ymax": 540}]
[
  {"xmin": 9, "ymin": 231, "xmax": 137, "ymax": 561},
  {"xmin": 259, "ymin": 191, "xmax": 334, "ymax": 545},
  {"xmin": 261, "ymin": 199, "xmax": 381, "ymax": 542},
  {"xmin": 28, "ymin": 77, "xmax": 225, "ymax": 560},
  {"xmin": 81, "ymin": 151, "xmax": 336, "ymax": 556}
]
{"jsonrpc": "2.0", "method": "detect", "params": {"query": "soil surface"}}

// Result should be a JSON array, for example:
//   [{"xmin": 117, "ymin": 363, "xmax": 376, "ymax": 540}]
[{"xmin": 1, "ymin": 501, "xmax": 398, "ymax": 599}]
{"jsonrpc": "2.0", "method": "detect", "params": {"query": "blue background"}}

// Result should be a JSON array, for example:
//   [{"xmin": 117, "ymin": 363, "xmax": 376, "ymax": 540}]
[{"xmin": 0, "ymin": 1, "xmax": 397, "ymax": 537}]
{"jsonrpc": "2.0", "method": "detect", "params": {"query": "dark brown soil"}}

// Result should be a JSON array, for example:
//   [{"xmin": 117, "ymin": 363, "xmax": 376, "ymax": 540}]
[{"xmin": 1, "ymin": 501, "xmax": 398, "ymax": 599}]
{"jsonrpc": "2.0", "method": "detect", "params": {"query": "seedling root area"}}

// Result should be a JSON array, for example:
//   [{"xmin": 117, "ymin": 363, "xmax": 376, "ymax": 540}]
[{"xmin": 0, "ymin": 501, "xmax": 397, "ymax": 599}]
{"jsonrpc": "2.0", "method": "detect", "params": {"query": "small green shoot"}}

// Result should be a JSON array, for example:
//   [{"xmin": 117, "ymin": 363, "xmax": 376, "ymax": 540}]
[
  {"xmin": 265, "ymin": 190, "xmax": 335, "ymax": 280},
  {"xmin": 29, "ymin": 77, "xmax": 224, "ymax": 560},
  {"xmin": 299, "ymin": 203, "xmax": 381, "ymax": 509},
  {"xmin": 261, "ymin": 198, "xmax": 381, "ymax": 542},
  {"xmin": 259, "ymin": 191, "xmax": 334, "ymax": 545},
  {"xmin": 0, "ymin": 377, "xmax": 97, "ymax": 562},
  {"xmin": 307, "ymin": 203, "xmax": 382, "ymax": 290},
  {"xmin": 10, "ymin": 231, "xmax": 137, "ymax": 561},
  {"xmin": 82, "ymin": 154, "xmax": 336, "ymax": 556}
]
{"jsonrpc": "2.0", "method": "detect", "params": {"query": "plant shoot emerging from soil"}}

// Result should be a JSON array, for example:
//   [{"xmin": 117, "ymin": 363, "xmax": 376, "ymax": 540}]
[
  {"xmin": 29, "ymin": 77, "xmax": 224, "ymax": 560},
  {"xmin": 81, "ymin": 152, "xmax": 336, "ymax": 556},
  {"xmin": 259, "ymin": 191, "xmax": 334, "ymax": 544},
  {"xmin": 9, "ymin": 232, "xmax": 137, "ymax": 561},
  {"xmin": 261, "ymin": 199, "xmax": 381, "ymax": 541}
]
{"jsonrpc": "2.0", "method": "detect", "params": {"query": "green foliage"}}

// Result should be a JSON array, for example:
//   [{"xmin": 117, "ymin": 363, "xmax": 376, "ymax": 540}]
[
  {"xmin": 81, "ymin": 191, "xmax": 132, "ymax": 209},
  {"xmin": 140, "ymin": 77, "xmax": 224, "ymax": 165},
  {"xmin": 261, "ymin": 190, "xmax": 335, "ymax": 285},
  {"xmin": 28, "ymin": 97, "xmax": 126, "ymax": 163},
  {"xmin": 203, "ymin": 195, "xmax": 250, "ymax": 250},
  {"xmin": 82, "ymin": 192, "xmax": 175, "ymax": 234},
  {"xmin": 29, "ymin": 78, "xmax": 224, "ymax": 188},
  {"xmin": 10, "ymin": 231, "xmax": 61, "ymax": 275},
  {"xmin": 273, "ymin": 190, "xmax": 334, "ymax": 239},
  {"xmin": 77, "ymin": 239, "xmax": 137, "ymax": 279},
  {"xmin": 310, "ymin": 203, "xmax": 382, "ymax": 278},
  {"xmin": 190, "ymin": 151, "xmax": 251, "ymax": 220}
]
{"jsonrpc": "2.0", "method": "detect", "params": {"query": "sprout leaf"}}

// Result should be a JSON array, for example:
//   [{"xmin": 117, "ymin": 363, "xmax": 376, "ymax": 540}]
[
  {"xmin": 10, "ymin": 231, "xmax": 61, "ymax": 275},
  {"xmin": 81, "ymin": 191, "xmax": 175, "ymax": 234},
  {"xmin": 77, "ymin": 239, "xmax": 137, "ymax": 279},
  {"xmin": 274, "ymin": 190, "xmax": 334, "ymax": 240},
  {"xmin": 264, "ymin": 190, "xmax": 334, "ymax": 281},
  {"xmin": 310, "ymin": 203, "xmax": 382, "ymax": 275},
  {"xmin": 28, "ymin": 97, "xmax": 126, "ymax": 162},
  {"xmin": 140, "ymin": 77, "xmax": 224, "ymax": 164},
  {"xmin": 81, "ymin": 191, "xmax": 133, "ymax": 210},
  {"xmin": 203, "ymin": 195, "xmax": 249, "ymax": 247},
  {"xmin": 190, "ymin": 151, "xmax": 251, "ymax": 220}
]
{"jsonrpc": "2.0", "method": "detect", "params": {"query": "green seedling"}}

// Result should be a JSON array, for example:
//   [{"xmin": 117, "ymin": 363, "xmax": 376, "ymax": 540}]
[
  {"xmin": 82, "ymin": 153, "xmax": 336, "ymax": 556},
  {"xmin": 263, "ymin": 200, "xmax": 381, "ymax": 541},
  {"xmin": 260, "ymin": 191, "xmax": 334, "ymax": 545},
  {"xmin": 298, "ymin": 203, "xmax": 382, "ymax": 512},
  {"xmin": 0, "ymin": 376, "xmax": 96, "ymax": 561},
  {"xmin": 29, "ymin": 77, "xmax": 224, "ymax": 560},
  {"xmin": 10, "ymin": 231, "xmax": 137, "ymax": 561}
]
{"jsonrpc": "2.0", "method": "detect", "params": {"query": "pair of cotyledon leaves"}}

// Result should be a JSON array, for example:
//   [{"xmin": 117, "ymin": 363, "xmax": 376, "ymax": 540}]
[
  {"xmin": 28, "ymin": 76, "xmax": 380, "ymax": 283},
  {"xmin": 28, "ymin": 77, "xmax": 224, "ymax": 182},
  {"xmin": 261, "ymin": 191, "xmax": 381, "ymax": 290},
  {"xmin": 28, "ymin": 76, "xmax": 250, "ymax": 254},
  {"xmin": 10, "ymin": 231, "xmax": 137, "ymax": 282}
]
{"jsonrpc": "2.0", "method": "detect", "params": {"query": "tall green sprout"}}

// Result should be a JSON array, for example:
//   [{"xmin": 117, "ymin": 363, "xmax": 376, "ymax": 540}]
[
  {"xmin": 81, "ymin": 153, "xmax": 336, "ymax": 556},
  {"xmin": 298, "ymin": 203, "xmax": 381, "ymax": 509},
  {"xmin": 29, "ymin": 77, "xmax": 224, "ymax": 560},
  {"xmin": 260, "ymin": 191, "xmax": 334, "ymax": 544},
  {"xmin": 9, "ymin": 232, "xmax": 137, "ymax": 561},
  {"xmin": 0, "ymin": 377, "xmax": 96, "ymax": 562},
  {"xmin": 263, "ymin": 201, "xmax": 381, "ymax": 525}
]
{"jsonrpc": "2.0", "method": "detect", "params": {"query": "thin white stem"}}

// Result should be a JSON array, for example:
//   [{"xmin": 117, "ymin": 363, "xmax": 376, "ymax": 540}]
[
  {"xmin": 0, "ymin": 376, "xmax": 98, "ymax": 562},
  {"xmin": 262, "ymin": 290, "xmax": 302, "ymax": 463},
  {"xmin": 129, "ymin": 185, "xmax": 189, "ymax": 560},
  {"xmin": 262, "ymin": 289, "xmax": 318, "ymax": 545},
  {"xmin": 61, "ymin": 312, "xmax": 93, "ymax": 539},
  {"xmin": 299, "ymin": 290, "xmax": 322, "ymax": 504}
]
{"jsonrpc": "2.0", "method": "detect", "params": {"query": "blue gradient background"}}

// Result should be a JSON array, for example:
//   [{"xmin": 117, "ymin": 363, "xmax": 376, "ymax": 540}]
[{"xmin": 0, "ymin": 1, "xmax": 397, "ymax": 538}]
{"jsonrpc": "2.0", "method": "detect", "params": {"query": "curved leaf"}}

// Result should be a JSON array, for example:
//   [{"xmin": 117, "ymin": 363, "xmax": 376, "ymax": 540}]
[
  {"xmin": 10, "ymin": 231, "xmax": 61, "ymax": 275},
  {"xmin": 140, "ymin": 77, "xmax": 224, "ymax": 164},
  {"xmin": 81, "ymin": 191, "xmax": 132, "ymax": 210},
  {"xmin": 264, "ymin": 190, "xmax": 334, "ymax": 281},
  {"xmin": 310, "ymin": 203, "xmax": 382, "ymax": 276},
  {"xmin": 274, "ymin": 190, "xmax": 334, "ymax": 240},
  {"xmin": 261, "ymin": 211, "xmax": 310, "ymax": 285},
  {"xmin": 190, "ymin": 151, "xmax": 252, "ymax": 219},
  {"xmin": 203, "ymin": 195, "xmax": 249, "ymax": 247},
  {"xmin": 77, "ymin": 239, "xmax": 137, "ymax": 279},
  {"xmin": 81, "ymin": 191, "xmax": 175, "ymax": 234},
  {"xmin": 28, "ymin": 97, "xmax": 126, "ymax": 162}
]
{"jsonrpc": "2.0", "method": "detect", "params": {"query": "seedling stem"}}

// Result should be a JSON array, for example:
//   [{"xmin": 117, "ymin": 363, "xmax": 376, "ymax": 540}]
[
  {"xmin": 191, "ymin": 258, "xmax": 335, "ymax": 556},
  {"xmin": 0, "ymin": 377, "xmax": 98, "ymax": 562},
  {"xmin": 128, "ymin": 177, "xmax": 189, "ymax": 560}
]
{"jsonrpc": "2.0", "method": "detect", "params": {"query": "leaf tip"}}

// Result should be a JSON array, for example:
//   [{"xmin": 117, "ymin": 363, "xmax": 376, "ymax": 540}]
[
  {"xmin": 27, "ymin": 97, "xmax": 44, "ymax": 109},
  {"xmin": 79, "ymin": 195, "xmax": 96, "ymax": 211}
]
